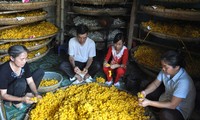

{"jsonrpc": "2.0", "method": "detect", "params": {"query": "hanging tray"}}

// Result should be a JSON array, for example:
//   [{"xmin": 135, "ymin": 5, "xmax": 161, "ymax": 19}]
[
  {"xmin": 140, "ymin": 5, "xmax": 200, "ymax": 21},
  {"xmin": 154, "ymin": 0, "xmax": 200, "ymax": 3},
  {"xmin": 72, "ymin": 6, "xmax": 127, "ymax": 16},
  {"xmin": 0, "ymin": 0, "xmax": 55, "ymax": 11},
  {"xmin": 69, "ymin": 0, "xmax": 127, "ymax": 5},
  {"xmin": 142, "ymin": 27, "xmax": 200, "ymax": 42},
  {"xmin": 0, "ymin": 13, "xmax": 47, "ymax": 25},
  {"xmin": 0, "ymin": 38, "xmax": 52, "ymax": 53},
  {"xmin": 0, "ymin": 32, "xmax": 57, "ymax": 42}
]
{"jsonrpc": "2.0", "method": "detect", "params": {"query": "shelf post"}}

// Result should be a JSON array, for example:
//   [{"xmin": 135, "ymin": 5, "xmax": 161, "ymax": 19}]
[{"xmin": 128, "ymin": 0, "xmax": 137, "ymax": 49}]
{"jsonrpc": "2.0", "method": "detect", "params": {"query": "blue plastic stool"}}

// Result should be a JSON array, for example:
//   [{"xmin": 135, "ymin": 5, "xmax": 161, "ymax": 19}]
[{"xmin": 58, "ymin": 43, "xmax": 68, "ymax": 55}]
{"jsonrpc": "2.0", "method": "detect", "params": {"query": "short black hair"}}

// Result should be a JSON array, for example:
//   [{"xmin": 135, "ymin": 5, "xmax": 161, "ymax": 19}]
[
  {"xmin": 76, "ymin": 24, "xmax": 89, "ymax": 35},
  {"xmin": 113, "ymin": 33, "xmax": 124, "ymax": 44},
  {"xmin": 161, "ymin": 50, "xmax": 185, "ymax": 68},
  {"xmin": 8, "ymin": 45, "xmax": 28, "ymax": 58}
]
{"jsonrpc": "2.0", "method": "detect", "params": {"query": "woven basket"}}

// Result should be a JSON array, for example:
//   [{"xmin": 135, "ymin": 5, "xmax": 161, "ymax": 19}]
[
  {"xmin": 0, "ymin": 38, "xmax": 52, "ymax": 53},
  {"xmin": 154, "ymin": 0, "xmax": 200, "ymax": 3},
  {"xmin": 141, "ymin": 6, "xmax": 200, "ymax": 21},
  {"xmin": 0, "ymin": 32, "xmax": 57, "ymax": 42},
  {"xmin": 142, "ymin": 27, "xmax": 200, "ymax": 42},
  {"xmin": 38, "ymin": 71, "xmax": 63, "ymax": 93},
  {"xmin": 0, "ymin": 0, "xmax": 55, "ymax": 11},
  {"xmin": 72, "ymin": 6, "xmax": 127, "ymax": 16},
  {"xmin": 0, "ymin": 13, "xmax": 48, "ymax": 25},
  {"xmin": 69, "ymin": 0, "xmax": 127, "ymax": 5}
]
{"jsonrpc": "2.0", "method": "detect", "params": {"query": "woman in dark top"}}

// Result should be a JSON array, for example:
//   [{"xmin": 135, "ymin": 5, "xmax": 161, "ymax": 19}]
[{"xmin": 0, "ymin": 45, "xmax": 44, "ymax": 109}]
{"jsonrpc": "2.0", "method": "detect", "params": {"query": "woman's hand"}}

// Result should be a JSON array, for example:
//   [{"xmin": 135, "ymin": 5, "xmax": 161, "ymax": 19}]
[
  {"xmin": 138, "ymin": 98, "xmax": 151, "ymax": 107},
  {"xmin": 36, "ymin": 94, "xmax": 42, "ymax": 99},
  {"xmin": 103, "ymin": 61, "xmax": 110, "ymax": 67},
  {"xmin": 110, "ymin": 64, "xmax": 120, "ymax": 69},
  {"xmin": 22, "ymin": 96, "xmax": 34, "ymax": 104}
]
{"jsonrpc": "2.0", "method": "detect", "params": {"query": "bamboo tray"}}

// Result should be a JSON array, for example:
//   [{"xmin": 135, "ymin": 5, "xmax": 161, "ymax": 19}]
[
  {"xmin": 69, "ymin": 0, "xmax": 127, "ymax": 5},
  {"xmin": 72, "ymin": 6, "xmax": 127, "ymax": 16},
  {"xmin": 142, "ymin": 27, "xmax": 200, "ymax": 42},
  {"xmin": 154, "ymin": 0, "xmax": 200, "ymax": 3},
  {"xmin": 0, "ymin": 32, "xmax": 57, "ymax": 42},
  {"xmin": 0, "ymin": 38, "xmax": 52, "ymax": 53},
  {"xmin": 0, "ymin": 46, "xmax": 50, "ymax": 64},
  {"xmin": 130, "ymin": 47, "xmax": 161, "ymax": 75},
  {"xmin": 0, "ymin": 0, "xmax": 55, "ymax": 11},
  {"xmin": 27, "ymin": 47, "xmax": 49, "ymax": 63},
  {"xmin": 0, "ymin": 13, "xmax": 48, "ymax": 25},
  {"xmin": 140, "ymin": 5, "xmax": 200, "ymax": 21},
  {"xmin": 0, "ymin": 10, "xmax": 28, "ymax": 15}
]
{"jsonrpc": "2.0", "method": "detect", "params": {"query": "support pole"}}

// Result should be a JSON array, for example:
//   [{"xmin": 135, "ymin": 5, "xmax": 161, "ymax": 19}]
[
  {"xmin": 127, "ymin": 0, "xmax": 137, "ymax": 49},
  {"xmin": 60, "ymin": 0, "xmax": 64, "ymax": 44}
]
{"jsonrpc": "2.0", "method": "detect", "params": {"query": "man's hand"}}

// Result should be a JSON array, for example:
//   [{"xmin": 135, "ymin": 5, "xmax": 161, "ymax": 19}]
[
  {"xmin": 74, "ymin": 66, "xmax": 81, "ymax": 74},
  {"xmin": 83, "ymin": 68, "xmax": 88, "ymax": 74}
]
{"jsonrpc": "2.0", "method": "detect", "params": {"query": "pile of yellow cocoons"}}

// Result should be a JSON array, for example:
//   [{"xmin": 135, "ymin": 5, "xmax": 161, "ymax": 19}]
[{"xmin": 30, "ymin": 83, "xmax": 149, "ymax": 120}]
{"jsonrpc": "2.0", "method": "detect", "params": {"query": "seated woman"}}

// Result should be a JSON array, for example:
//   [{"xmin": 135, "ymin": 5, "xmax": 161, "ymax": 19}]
[
  {"xmin": 0, "ymin": 45, "xmax": 44, "ymax": 109},
  {"xmin": 103, "ymin": 33, "xmax": 128, "ymax": 87},
  {"xmin": 138, "ymin": 50, "xmax": 196, "ymax": 120}
]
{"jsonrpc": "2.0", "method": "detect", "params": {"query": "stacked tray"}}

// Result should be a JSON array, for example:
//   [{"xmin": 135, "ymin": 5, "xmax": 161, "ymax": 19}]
[{"xmin": 141, "ymin": 5, "xmax": 200, "ymax": 21}]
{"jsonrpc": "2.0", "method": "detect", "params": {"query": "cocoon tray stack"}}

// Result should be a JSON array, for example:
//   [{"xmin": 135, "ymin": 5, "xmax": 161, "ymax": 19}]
[{"xmin": 0, "ymin": 0, "xmax": 58, "ymax": 64}]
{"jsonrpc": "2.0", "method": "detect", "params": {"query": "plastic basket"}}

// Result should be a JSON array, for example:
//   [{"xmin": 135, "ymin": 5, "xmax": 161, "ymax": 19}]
[{"xmin": 38, "ymin": 72, "xmax": 63, "ymax": 93}]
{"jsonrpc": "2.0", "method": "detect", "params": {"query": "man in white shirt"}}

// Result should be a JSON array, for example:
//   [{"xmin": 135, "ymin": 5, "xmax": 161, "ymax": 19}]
[{"xmin": 60, "ymin": 24, "xmax": 100, "ymax": 84}]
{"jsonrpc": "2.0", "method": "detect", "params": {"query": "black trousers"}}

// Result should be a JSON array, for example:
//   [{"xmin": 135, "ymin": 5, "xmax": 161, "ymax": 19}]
[
  {"xmin": 59, "ymin": 60, "xmax": 101, "ymax": 78},
  {"xmin": 146, "ymin": 84, "xmax": 184, "ymax": 120},
  {"xmin": 6, "ymin": 68, "xmax": 44, "ymax": 104}
]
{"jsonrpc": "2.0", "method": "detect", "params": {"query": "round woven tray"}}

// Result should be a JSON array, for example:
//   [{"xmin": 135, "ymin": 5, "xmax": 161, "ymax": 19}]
[
  {"xmin": 0, "ymin": 32, "xmax": 57, "ymax": 42},
  {"xmin": 0, "ymin": 38, "xmax": 52, "ymax": 53},
  {"xmin": 69, "ymin": 0, "xmax": 127, "ymax": 5},
  {"xmin": 130, "ymin": 47, "xmax": 161, "ymax": 75},
  {"xmin": 142, "ymin": 27, "xmax": 200, "ymax": 42},
  {"xmin": 27, "ymin": 46, "xmax": 50, "ymax": 63},
  {"xmin": 0, "ymin": 10, "xmax": 28, "ymax": 15},
  {"xmin": 0, "ymin": 0, "xmax": 55, "ymax": 11},
  {"xmin": 72, "ymin": 6, "xmax": 127, "ymax": 16},
  {"xmin": 0, "ymin": 13, "xmax": 47, "ymax": 25},
  {"xmin": 154, "ymin": 0, "xmax": 200, "ymax": 3},
  {"xmin": 88, "ymin": 23, "xmax": 125, "ymax": 30},
  {"xmin": 0, "ymin": 46, "xmax": 50, "ymax": 64},
  {"xmin": 0, "ymin": 24, "xmax": 20, "ymax": 31},
  {"xmin": 141, "ymin": 6, "xmax": 200, "ymax": 21}
]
